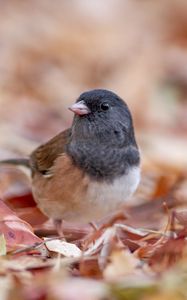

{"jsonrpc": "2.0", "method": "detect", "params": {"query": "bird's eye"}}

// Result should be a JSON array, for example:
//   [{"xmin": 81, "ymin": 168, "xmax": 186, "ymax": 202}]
[{"xmin": 100, "ymin": 103, "xmax": 109, "ymax": 111}]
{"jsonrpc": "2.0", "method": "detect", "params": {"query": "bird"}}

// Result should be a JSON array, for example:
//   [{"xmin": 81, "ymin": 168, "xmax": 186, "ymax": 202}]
[{"xmin": 0, "ymin": 89, "xmax": 140, "ymax": 234}]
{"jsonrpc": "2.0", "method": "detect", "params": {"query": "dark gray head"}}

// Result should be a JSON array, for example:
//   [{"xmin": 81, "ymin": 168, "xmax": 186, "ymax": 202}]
[
  {"xmin": 69, "ymin": 89, "xmax": 137, "ymax": 147},
  {"xmin": 67, "ymin": 89, "xmax": 140, "ymax": 181}
]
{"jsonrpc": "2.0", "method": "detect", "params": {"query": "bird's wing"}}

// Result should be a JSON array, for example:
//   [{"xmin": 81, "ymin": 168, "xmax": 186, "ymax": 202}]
[{"xmin": 30, "ymin": 128, "xmax": 71, "ymax": 176}]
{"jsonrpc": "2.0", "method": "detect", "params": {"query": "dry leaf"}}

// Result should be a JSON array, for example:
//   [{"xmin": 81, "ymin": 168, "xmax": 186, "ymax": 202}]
[
  {"xmin": 51, "ymin": 278, "xmax": 108, "ymax": 300},
  {"xmin": 0, "ymin": 234, "xmax": 6, "ymax": 256},
  {"xmin": 45, "ymin": 239, "xmax": 82, "ymax": 257},
  {"xmin": 104, "ymin": 248, "xmax": 140, "ymax": 280},
  {"xmin": 175, "ymin": 210, "xmax": 187, "ymax": 227},
  {"xmin": 0, "ymin": 199, "xmax": 41, "ymax": 251}
]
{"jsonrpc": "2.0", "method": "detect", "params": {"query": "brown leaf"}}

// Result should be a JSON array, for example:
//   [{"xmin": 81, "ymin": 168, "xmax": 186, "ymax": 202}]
[
  {"xmin": 0, "ymin": 199, "xmax": 41, "ymax": 251},
  {"xmin": 149, "ymin": 238, "xmax": 186, "ymax": 272},
  {"xmin": 104, "ymin": 248, "xmax": 140, "ymax": 280},
  {"xmin": 175, "ymin": 210, "xmax": 187, "ymax": 227}
]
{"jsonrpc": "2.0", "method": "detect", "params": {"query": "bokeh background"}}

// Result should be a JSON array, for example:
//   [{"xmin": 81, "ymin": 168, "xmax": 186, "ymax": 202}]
[
  {"xmin": 0, "ymin": 0, "xmax": 186, "ymax": 191},
  {"xmin": 0, "ymin": 3, "xmax": 187, "ymax": 298}
]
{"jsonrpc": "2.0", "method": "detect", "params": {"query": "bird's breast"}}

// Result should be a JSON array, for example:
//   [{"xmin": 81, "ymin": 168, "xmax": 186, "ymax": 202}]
[
  {"xmin": 85, "ymin": 166, "xmax": 140, "ymax": 215},
  {"xmin": 60, "ymin": 165, "xmax": 140, "ymax": 222}
]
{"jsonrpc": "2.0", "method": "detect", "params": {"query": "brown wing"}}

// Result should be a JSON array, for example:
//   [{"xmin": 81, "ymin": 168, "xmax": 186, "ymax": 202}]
[{"xmin": 30, "ymin": 128, "xmax": 71, "ymax": 176}]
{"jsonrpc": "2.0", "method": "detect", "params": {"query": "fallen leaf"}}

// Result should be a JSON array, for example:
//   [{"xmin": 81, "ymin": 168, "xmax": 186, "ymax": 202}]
[
  {"xmin": 51, "ymin": 278, "xmax": 108, "ymax": 300},
  {"xmin": 45, "ymin": 239, "xmax": 82, "ymax": 257},
  {"xmin": 104, "ymin": 248, "xmax": 140, "ymax": 280},
  {"xmin": 84, "ymin": 227, "xmax": 116, "ymax": 256},
  {"xmin": 0, "ymin": 234, "xmax": 6, "ymax": 256},
  {"xmin": 0, "ymin": 199, "xmax": 41, "ymax": 251},
  {"xmin": 79, "ymin": 258, "xmax": 102, "ymax": 279},
  {"xmin": 175, "ymin": 210, "xmax": 187, "ymax": 227},
  {"xmin": 16, "ymin": 207, "xmax": 47, "ymax": 227},
  {"xmin": 149, "ymin": 238, "xmax": 186, "ymax": 272}
]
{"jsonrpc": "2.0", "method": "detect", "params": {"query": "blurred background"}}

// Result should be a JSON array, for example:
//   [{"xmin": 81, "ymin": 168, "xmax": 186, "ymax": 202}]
[{"xmin": 0, "ymin": 0, "xmax": 186, "ymax": 201}]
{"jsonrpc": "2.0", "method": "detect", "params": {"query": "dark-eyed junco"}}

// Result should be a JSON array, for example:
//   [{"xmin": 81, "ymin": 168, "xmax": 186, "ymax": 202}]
[{"xmin": 1, "ymin": 89, "xmax": 140, "ymax": 232}]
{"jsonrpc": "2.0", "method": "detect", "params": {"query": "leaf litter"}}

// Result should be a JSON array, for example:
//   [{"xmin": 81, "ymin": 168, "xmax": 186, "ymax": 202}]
[{"xmin": 0, "ymin": 1, "xmax": 187, "ymax": 299}]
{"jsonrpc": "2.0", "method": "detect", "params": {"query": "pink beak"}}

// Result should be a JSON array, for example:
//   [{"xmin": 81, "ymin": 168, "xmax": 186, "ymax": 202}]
[{"xmin": 68, "ymin": 101, "xmax": 90, "ymax": 116}]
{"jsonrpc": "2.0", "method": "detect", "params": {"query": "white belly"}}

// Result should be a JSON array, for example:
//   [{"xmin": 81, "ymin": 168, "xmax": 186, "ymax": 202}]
[{"xmin": 61, "ymin": 166, "xmax": 141, "ymax": 222}]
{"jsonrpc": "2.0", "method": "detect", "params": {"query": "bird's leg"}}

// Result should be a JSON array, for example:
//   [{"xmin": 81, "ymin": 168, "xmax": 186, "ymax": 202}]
[{"xmin": 53, "ymin": 219, "xmax": 65, "ymax": 240}]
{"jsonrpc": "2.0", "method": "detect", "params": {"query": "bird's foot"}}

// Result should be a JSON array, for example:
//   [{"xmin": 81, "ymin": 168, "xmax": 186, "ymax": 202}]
[{"xmin": 53, "ymin": 219, "xmax": 66, "ymax": 240}]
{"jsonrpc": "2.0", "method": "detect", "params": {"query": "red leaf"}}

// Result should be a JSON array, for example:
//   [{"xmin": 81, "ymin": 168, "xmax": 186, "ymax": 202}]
[
  {"xmin": 149, "ymin": 237, "xmax": 186, "ymax": 272},
  {"xmin": 0, "ymin": 199, "xmax": 41, "ymax": 251},
  {"xmin": 16, "ymin": 207, "xmax": 48, "ymax": 227},
  {"xmin": 6, "ymin": 193, "xmax": 36, "ymax": 209}
]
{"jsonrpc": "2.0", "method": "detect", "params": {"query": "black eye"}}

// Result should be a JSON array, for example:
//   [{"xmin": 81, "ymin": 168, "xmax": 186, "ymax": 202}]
[{"xmin": 100, "ymin": 102, "xmax": 109, "ymax": 111}]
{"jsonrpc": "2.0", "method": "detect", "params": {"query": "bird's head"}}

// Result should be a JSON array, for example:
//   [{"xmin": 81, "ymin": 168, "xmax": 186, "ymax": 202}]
[{"xmin": 69, "ymin": 89, "xmax": 137, "ymax": 147}]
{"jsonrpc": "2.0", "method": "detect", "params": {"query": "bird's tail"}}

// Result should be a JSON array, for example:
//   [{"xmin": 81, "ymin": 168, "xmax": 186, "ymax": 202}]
[{"xmin": 0, "ymin": 158, "xmax": 30, "ymax": 168}]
